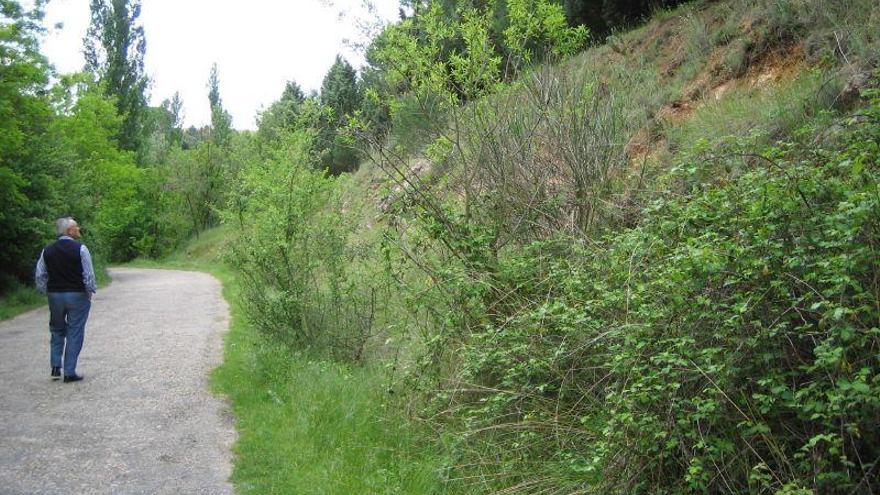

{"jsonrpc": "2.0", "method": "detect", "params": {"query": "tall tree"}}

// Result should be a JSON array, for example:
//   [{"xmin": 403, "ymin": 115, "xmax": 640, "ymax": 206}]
[
  {"xmin": 281, "ymin": 80, "xmax": 306, "ymax": 107},
  {"xmin": 138, "ymin": 91, "xmax": 184, "ymax": 165},
  {"xmin": 207, "ymin": 63, "xmax": 232, "ymax": 146},
  {"xmin": 162, "ymin": 91, "xmax": 184, "ymax": 145},
  {"xmin": 258, "ymin": 80, "xmax": 307, "ymax": 145},
  {"xmin": 320, "ymin": 55, "xmax": 362, "ymax": 127},
  {"xmin": 84, "ymin": 0, "xmax": 148, "ymax": 153},
  {"xmin": 317, "ymin": 56, "xmax": 363, "ymax": 174},
  {"xmin": 0, "ymin": 0, "xmax": 55, "ymax": 288}
]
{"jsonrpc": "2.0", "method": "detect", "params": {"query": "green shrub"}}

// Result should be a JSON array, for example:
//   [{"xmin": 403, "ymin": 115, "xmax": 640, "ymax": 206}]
[
  {"xmin": 0, "ymin": 278, "xmax": 43, "ymax": 321},
  {"xmin": 224, "ymin": 130, "xmax": 374, "ymax": 361},
  {"xmin": 418, "ymin": 92, "xmax": 880, "ymax": 494}
]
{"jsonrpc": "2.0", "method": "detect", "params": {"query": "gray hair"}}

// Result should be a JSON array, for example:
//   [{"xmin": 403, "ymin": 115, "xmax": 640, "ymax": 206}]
[{"xmin": 55, "ymin": 217, "xmax": 76, "ymax": 236}]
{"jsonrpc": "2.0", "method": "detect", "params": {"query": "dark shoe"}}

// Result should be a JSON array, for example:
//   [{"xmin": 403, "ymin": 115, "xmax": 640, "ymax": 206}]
[
  {"xmin": 51, "ymin": 367, "xmax": 61, "ymax": 380},
  {"xmin": 63, "ymin": 374, "xmax": 83, "ymax": 383}
]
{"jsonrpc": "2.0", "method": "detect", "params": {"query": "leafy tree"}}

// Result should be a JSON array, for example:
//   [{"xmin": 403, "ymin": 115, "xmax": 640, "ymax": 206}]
[
  {"xmin": 317, "ymin": 56, "xmax": 363, "ymax": 174},
  {"xmin": 504, "ymin": 0, "xmax": 589, "ymax": 64},
  {"xmin": 181, "ymin": 124, "xmax": 209, "ymax": 150},
  {"xmin": 281, "ymin": 80, "xmax": 306, "ymax": 107},
  {"xmin": 158, "ymin": 64, "xmax": 236, "ymax": 234},
  {"xmin": 207, "ymin": 63, "xmax": 233, "ymax": 146},
  {"xmin": 357, "ymin": 69, "xmax": 392, "ymax": 137},
  {"xmin": 257, "ymin": 80, "xmax": 306, "ymax": 145},
  {"xmin": 0, "ymin": 0, "xmax": 55, "ymax": 288},
  {"xmin": 84, "ymin": 0, "xmax": 148, "ymax": 153},
  {"xmin": 164, "ymin": 144, "xmax": 221, "ymax": 233},
  {"xmin": 138, "ymin": 91, "xmax": 185, "ymax": 166},
  {"xmin": 320, "ymin": 56, "xmax": 362, "ymax": 128},
  {"xmin": 162, "ymin": 92, "xmax": 184, "ymax": 145},
  {"xmin": 48, "ymin": 82, "xmax": 147, "ymax": 261}
]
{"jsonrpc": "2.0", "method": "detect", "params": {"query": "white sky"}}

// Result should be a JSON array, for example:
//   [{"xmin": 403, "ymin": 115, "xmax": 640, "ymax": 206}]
[{"xmin": 37, "ymin": 0, "xmax": 401, "ymax": 130}]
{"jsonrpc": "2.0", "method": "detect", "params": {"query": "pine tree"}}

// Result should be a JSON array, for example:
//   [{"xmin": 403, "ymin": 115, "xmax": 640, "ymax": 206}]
[
  {"xmin": 317, "ymin": 56, "xmax": 363, "ymax": 174},
  {"xmin": 320, "ymin": 55, "xmax": 362, "ymax": 127},
  {"xmin": 84, "ymin": 0, "xmax": 148, "ymax": 152},
  {"xmin": 257, "ymin": 80, "xmax": 308, "ymax": 144},
  {"xmin": 281, "ymin": 80, "xmax": 306, "ymax": 107}
]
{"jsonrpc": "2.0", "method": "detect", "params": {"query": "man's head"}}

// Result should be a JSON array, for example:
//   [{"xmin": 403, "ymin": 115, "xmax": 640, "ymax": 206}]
[{"xmin": 55, "ymin": 217, "xmax": 81, "ymax": 239}]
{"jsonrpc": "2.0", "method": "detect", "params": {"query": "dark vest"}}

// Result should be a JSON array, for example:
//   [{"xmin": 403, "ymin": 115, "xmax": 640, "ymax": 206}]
[{"xmin": 43, "ymin": 238, "xmax": 85, "ymax": 292}]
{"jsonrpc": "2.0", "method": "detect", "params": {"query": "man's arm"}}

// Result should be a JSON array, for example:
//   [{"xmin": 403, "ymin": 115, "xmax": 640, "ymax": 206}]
[
  {"xmin": 80, "ymin": 245, "xmax": 97, "ymax": 294},
  {"xmin": 35, "ymin": 250, "xmax": 48, "ymax": 294}
]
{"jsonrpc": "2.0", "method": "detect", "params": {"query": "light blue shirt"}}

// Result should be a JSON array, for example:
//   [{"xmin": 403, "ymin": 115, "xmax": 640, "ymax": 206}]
[{"xmin": 34, "ymin": 236, "xmax": 98, "ymax": 294}]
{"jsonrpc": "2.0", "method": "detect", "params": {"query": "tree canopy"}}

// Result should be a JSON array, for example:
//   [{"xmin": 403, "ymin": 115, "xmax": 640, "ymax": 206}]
[{"xmin": 84, "ymin": 0, "xmax": 148, "ymax": 153}]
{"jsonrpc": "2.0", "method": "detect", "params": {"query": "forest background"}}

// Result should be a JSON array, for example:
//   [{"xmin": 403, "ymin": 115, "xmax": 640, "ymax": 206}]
[{"xmin": 3, "ymin": 0, "xmax": 880, "ymax": 493}]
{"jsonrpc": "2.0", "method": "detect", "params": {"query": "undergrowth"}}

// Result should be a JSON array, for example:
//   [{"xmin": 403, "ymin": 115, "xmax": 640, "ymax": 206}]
[
  {"xmin": 0, "ymin": 280, "xmax": 43, "ymax": 321},
  {"xmin": 408, "ymin": 85, "xmax": 880, "ymax": 494},
  {"xmin": 154, "ymin": 1, "xmax": 880, "ymax": 493},
  {"xmin": 129, "ymin": 228, "xmax": 451, "ymax": 495},
  {"xmin": 346, "ymin": 1, "xmax": 880, "ymax": 492}
]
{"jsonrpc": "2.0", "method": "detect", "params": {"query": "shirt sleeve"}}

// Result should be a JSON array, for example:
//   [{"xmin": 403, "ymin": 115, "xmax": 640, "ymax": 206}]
[
  {"xmin": 35, "ymin": 250, "xmax": 48, "ymax": 294},
  {"xmin": 80, "ymin": 245, "xmax": 97, "ymax": 293}
]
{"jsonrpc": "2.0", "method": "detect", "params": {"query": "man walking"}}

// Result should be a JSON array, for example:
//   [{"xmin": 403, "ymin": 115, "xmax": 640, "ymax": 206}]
[{"xmin": 35, "ymin": 217, "xmax": 97, "ymax": 383}]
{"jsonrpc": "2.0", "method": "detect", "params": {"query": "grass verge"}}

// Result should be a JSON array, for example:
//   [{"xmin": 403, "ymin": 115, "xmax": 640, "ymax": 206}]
[
  {"xmin": 127, "ymin": 226, "xmax": 449, "ymax": 494},
  {"xmin": 0, "ymin": 282, "xmax": 44, "ymax": 321},
  {"xmin": 0, "ymin": 268, "xmax": 112, "ymax": 322}
]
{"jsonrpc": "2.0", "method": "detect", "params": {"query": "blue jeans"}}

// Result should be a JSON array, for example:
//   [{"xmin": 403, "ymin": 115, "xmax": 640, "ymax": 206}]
[{"xmin": 48, "ymin": 292, "xmax": 91, "ymax": 376}]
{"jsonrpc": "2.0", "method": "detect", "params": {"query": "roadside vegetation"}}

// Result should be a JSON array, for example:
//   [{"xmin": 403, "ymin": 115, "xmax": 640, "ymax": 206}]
[
  {"xmin": 3, "ymin": 0, "xmax": 880, "ymax": 493},
  {"xmin": 0, "ymin": 283, "xmax": 43, "ymax": 321},
  {"xmin": 129, "ymin": 230, "xmax": 450, "ymax": 494}
]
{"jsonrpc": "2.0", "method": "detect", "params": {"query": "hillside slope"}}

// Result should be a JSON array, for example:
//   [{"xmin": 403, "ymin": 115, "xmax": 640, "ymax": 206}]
[{"xmin": 330, "ymin": 0, "xmax": 880, "ymax": 493}]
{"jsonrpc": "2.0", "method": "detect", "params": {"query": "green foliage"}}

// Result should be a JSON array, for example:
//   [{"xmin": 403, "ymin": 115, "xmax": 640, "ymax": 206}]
[
  {"xmin": 1, "ymin": 0, "xmax": 170, "ymax": 286},
  {"xmin": 396, "ymin": 95, "xmax": 880, "ymax": 493},
  {"xmin": 0, "ymin": 0, "xmax": 227, "ymax": 279},
  {"xmin": 163, "ymin": 140, "xmax": 225, "ymax": 233},
  {"xmin": 257, "ymin": 80, "xmax": 306, "ymax": 146},
  {"xmin": 139, "ymin": 97, "xmax": 183, "ymax": 166},
  {"xmin": 0, "ymin": 280, "xmax": 43, "ymax": 321},
  {"xmin": 223, "ymin": 130, "xmax": 373, "ymax": 360},
  {"xmin": 0, "ymin": 0, "xmax": 54, "ymax": 285},
  {"xmin": 504, "ymin": 0, "xmax": 589, "ymax": 64},
  {"xmin": 371, "ymin": 2, "xmax": 501, "ymax": 105},
  {"xmin": 366, "ymin": 0, "xmax": 592, "ymax": 119},
  {"xmin": 320, "ymin": 56, "xmax": 363, "ymax": 128},
  {"xmin": 84, "ymin": 0, "xmax": 148, "ymax": 153},
  {"xmin": 316, "ymin": 56, "xmax": 364, "ymax": 174},
  {"xmin": 207, "ymin": 63, "xmax": 233, "ymax": 146},
  {"xmin": 449, "ymin": 7, "xmax": 503, "ymax": 96},
  {"xmin": 48, "ymin": 82, "xmax": 148, "ymax": 261}
]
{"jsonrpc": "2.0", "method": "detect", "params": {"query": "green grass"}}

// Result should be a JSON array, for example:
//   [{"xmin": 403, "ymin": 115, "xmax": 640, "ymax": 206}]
[
  {"xmin": 213, "ymin": 338, "xmax": 447, "ymax": 494},
  {"xmin": 0, "ymin": 268, "xmax": 113, "ymax": 322},
  {"xmin": 664, "ymin": 69, "xmax": 841, "ymax": 153},
  {"xmin": 128, "ymin": 226, "xmax": 450, "ymax": 494},
  {"xmin": 0, "ymin": 282, "xmax": 44, "ymax": 321}
]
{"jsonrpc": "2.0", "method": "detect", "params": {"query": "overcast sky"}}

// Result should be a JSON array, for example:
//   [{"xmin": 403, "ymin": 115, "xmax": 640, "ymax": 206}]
[{"xmin": 37, "ymin": 0, "xmax": 401, "ymax": 130}]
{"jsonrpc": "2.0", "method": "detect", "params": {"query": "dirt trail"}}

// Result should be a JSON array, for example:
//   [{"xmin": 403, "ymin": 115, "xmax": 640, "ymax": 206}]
[{"xmin": 0, "ymin": 268, "xmax": 235, "ymax": 495}]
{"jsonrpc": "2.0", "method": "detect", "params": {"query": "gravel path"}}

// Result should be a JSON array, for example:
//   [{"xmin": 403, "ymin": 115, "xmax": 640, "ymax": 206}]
[{"xmin": 0, "ymin": 268, "xmax": 235, "ymax": 495}]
